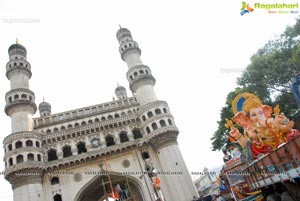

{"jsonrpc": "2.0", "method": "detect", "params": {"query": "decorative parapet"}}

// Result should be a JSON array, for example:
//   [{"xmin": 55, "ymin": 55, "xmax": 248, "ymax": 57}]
[
  {"xmin": 34, "ymin": 97, "xmax": 138, "ymax": 128},
  {"xmin": 41, "ymin": 114, "xmax": 140, "ymax": 143}
]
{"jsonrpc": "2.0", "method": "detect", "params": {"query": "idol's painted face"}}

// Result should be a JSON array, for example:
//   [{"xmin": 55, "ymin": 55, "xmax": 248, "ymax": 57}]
[
  {"xmin": 249, "ymin": 108, "xmax": 259, "ymax": 122},
  {"xmin": 249, "ymin": 107, "xmax": 266, "ymax": 126}
]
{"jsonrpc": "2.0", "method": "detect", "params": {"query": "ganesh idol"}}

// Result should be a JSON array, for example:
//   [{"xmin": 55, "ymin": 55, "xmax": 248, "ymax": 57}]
[{"xmin": 228, "ymin": 93, "xmax": 299, "ymax": 160}]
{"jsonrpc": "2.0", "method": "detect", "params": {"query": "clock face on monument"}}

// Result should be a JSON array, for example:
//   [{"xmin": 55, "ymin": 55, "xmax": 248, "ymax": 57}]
[{"xmin": 91, "ymin": 138, "xmax": 100, "ymax": 148}]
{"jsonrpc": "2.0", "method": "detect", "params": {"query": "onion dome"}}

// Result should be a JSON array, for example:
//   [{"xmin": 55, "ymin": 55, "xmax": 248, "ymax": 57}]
[
  {"xmin": 8, "ymin": 39, "xmax": 27, "ymax": 57},
  {"xmin": 38, "ymin": 99, "xmax": 51, "ymax": 117},
  {"xmin": 115, "ymin": 84, "xmax": 127, "ymax": 100}
]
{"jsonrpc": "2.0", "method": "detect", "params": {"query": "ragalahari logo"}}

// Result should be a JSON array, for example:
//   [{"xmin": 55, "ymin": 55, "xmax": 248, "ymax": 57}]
[{"xmin": 240, "ymin": 2, "xmax": 254, "ymax": 15}]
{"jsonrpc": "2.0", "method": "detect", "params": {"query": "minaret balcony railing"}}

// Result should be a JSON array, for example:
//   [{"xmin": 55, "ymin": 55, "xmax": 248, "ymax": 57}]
[
  {"xmin": 5, "ymin": 161, "xmax": 44, "ymax": 177},
  {"xmin": 120, "ymin": 45, "xmax": 141, "ymax": 61},
  {"xmin": 5, "ymin": 88, "xmax": 35, "ymax": 97},
  {"xmin": 126, "ymin": 64, "xmax": 152, "ymax": 79},
  {"xmin": 119, "ymin": 41, "xmax": 139, "ymax": 54},
  {"xmin": 144, "ymin": 125, "xmax": 179, "ymax": 141},
  {"xmin": 147, "ymin": 126, "xmax": 179, "ymax": 150},
  {"xmin": 129, "ymin": 74, "xmax": 156, "ymax": 92},
  {"xmin": 5, "ymin": 99, "xmax": 37, "ymax": 115},
  {"xmin": 140, "ymin": 113, "xmax": 174, "ymax": 128},
  {"xmin": 3, "ymin": 131, "xmax": 41, "ymax": 144},
  {"xmin": 5, "ymin": 88, "xmax": 35, "ymax": 104},
  {"xmin": 6, "ymin": 64, "xmax": 32, "ymax": 79},
  {"xmin": 138, "ymin": 100, "xmax": 168, "ymax": 115},
  {"xmin": 6, "ymin": 59, "xmax": 31, "ymax": 71}
]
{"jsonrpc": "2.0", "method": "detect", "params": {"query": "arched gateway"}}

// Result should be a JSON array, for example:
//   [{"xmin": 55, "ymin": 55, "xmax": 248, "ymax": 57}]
[{"xmin": 75, "ymin": 173, "xmax": 144, "ymax": 201}]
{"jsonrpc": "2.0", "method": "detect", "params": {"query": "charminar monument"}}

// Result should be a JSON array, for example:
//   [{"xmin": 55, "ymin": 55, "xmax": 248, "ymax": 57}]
[{"xmin": 3, "ymin": 27, "xmax": 198, "ymax": 201}]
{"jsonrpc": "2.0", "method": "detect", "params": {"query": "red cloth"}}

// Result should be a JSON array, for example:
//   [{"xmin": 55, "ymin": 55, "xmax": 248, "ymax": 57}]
[
  {"xmin": 114, "ymin": 190, "xmax": 119, "ymax": 198},
  {"xmin": 109, "ymin": 191, "xmax": 119, "ymax": 199},
  {"xmin": 250, "ymin": 142, "xmax": 272, "ymax": 159}
]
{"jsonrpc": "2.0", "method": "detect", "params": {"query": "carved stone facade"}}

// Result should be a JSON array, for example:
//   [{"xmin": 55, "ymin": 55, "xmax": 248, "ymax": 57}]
[{"xmin": 3, "ymin": 28, "xmax": 198, "ymax": 201}]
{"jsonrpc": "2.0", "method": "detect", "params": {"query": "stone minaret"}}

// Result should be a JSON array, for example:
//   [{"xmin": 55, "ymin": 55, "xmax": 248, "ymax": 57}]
[
  {"xmin": 116, "ymin": 28, "xmax": 198, "ymax": 201},
  {"xmin": 3, "ymin": 42, "xmax": 43, "ymax": 201}
]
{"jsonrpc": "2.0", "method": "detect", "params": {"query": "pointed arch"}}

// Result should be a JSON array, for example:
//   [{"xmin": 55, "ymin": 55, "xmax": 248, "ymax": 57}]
[{"xmin": 74, "ymin": 172, "xmax": 145, "ymax": 201}]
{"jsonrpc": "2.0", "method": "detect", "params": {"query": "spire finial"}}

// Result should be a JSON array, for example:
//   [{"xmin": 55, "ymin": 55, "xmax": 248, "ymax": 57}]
[
  {"xmin": 117, "ymin": 82, "xmax": 119, "ymax": 87},
  {"xmin": 119, "ymin": 24, "xmax": 122, "ymax": 29},
  {"xmin": 16, "ymin": 38, "xmax": 19, "ymax": 44},
  {"xmin": 43, "ymin": 96, "xmax": 45, "ymax": 102}
]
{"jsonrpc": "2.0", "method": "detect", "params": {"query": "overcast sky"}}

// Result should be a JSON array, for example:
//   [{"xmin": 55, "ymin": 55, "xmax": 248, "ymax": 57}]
[{"xmin": 0, "ymin": 0, "xmax": 299, "ymax": 200}]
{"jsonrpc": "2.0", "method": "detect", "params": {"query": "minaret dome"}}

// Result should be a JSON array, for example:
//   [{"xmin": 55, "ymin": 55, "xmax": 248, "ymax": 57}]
[
  {"xmin": 115, "ymin": 85, "xmax": 128, "ymax": 100},
  {"xmin": 8, "ymin": 42, "xmax": 27, "ymax": 58},
  {"xmin": 116, "ymin": 27, "xmax": 132, "ymax": 42},
  {"xmin": 39, "ymin": 99, "xmax": 52, "ymax": 117}
]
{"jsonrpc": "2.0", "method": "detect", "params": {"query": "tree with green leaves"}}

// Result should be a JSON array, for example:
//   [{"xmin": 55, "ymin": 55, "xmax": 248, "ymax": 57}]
[
  {"xmin": 237, "ymin": 17, "xmax": 300, "ymax": 116},
  {"xmin": 210, "ymin": 88, "xmax": 247, "ymax": 151},
  {"xmin": 211, "ymin": 17, "xmax": 300, "ymax": 151}
]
